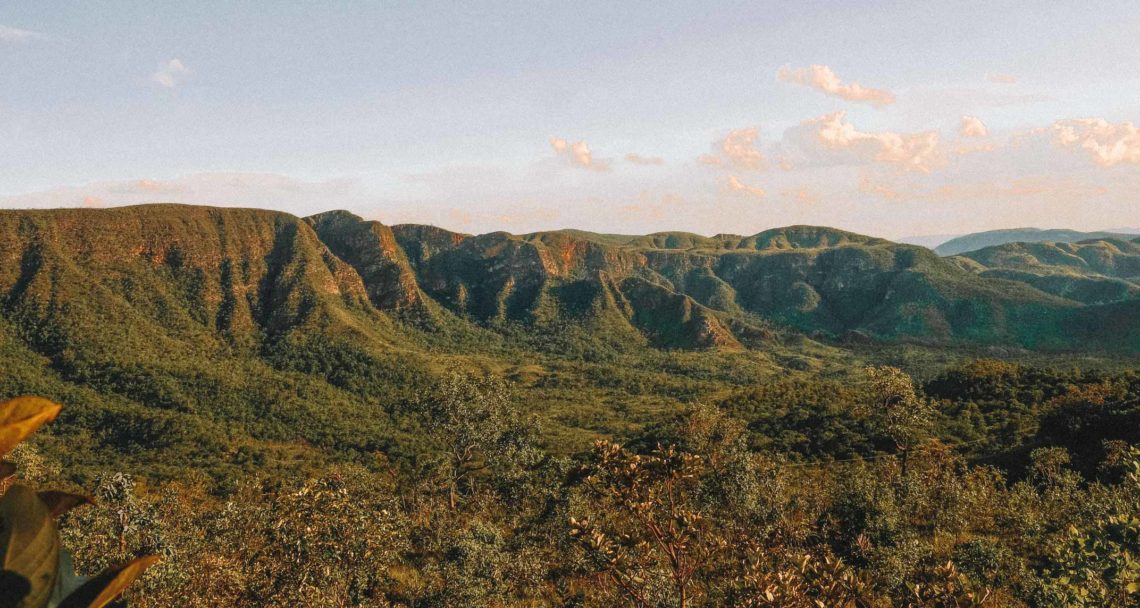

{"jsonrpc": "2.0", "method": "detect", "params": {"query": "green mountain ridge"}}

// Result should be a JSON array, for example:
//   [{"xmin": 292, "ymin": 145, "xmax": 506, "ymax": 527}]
[
  {"xmin": 934, "ymin": 227, "xmax": 1136, "ymax": 256},
  {"xmin": 953, "ymin": 238, "xmax": 1140, "ymax": 305},
  {"xmin": 4, "ymin": 205, "xmax": 1135, "ymax": 356}
]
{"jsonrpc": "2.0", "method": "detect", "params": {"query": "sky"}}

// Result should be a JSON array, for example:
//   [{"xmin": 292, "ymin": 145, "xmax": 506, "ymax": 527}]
[{"xmin": 2, "ymin": 1, "xmax": 1139, "ymax": 240}]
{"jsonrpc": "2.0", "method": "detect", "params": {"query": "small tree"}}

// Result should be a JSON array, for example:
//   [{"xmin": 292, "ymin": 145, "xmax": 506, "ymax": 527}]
[
  {"xmin": 228, "ymin": 473, "xmax": 408, "ymax": 607},
  {"xmin": 417, "ymin": 373, "xmax": 538, "ymax": 509},
  {"xmin": 568, "ymin": 441, "xmax": 727, "ymax": 608},
  {"xmin": 863, "ymin": 367, "xmax": 937, "ymax": 483}
]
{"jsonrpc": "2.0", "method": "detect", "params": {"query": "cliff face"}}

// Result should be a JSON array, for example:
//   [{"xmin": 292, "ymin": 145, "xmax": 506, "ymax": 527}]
[
  {"xmin": 0, "ymin": 205, "xmax": 378, "ymax": 354},
  {"xmin": 306, "ymin": 210, "xmax": 423, "ymax": 311},
  {"xmin": 0, "ymin": 204, "xmax": 1134, "ymax": 355}
]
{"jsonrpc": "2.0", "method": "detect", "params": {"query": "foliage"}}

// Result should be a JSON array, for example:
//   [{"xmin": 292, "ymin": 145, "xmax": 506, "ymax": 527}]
[
  {"xmin": 0, "ymin": 396, "xmax": 156, "ymax": 608},
  {"xmin": 1036, "ymin": 448, "xmax": 1140, "ymax": 607},
  {"xmin": 569, "ymin": 441, "xmax": 724, "ymax": 607},
  {"xmin": 412, "ymin": 373, "xmax": 541, "ymax": 509}
]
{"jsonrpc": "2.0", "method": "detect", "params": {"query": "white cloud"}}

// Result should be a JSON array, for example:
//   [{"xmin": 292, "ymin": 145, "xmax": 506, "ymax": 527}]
[
  {"xmin": 152, "ymin": 58, "xmax": 189, "ymax": 89},
  {"xmin": 0, "ymin": 24, "xmax": 46, "ymax": 43},
  {"xmin": 785, "ymin": 111, "xmax": 942, "ymax": 173},
  {"xmin": 778, "ymin": 64, "xmax": 895, "ymax": 107},
  {"xmin": 1052, "ymin": 118, "xmax": 1140, "ymax": 167},
  {"xmin": 959, "ymin": 116, "xmax": 989, "ymax": 138},
  {"xmin": 726, "ymin": 175, "xmax": 766, "ymax": 199},
  {"xmin": 700, "ymin": 127, "xmax": 765, "ymax": 171},
  {"xmin": 550, "ymin": 137, "xmax": 611, "ymax": 171}
]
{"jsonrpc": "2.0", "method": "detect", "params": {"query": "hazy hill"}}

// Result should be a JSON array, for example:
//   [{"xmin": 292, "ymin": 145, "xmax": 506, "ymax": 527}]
[
  {"xmin": 934, "ymin": 228, "xmax": 1134, "ymax": 256},
  {"xmin": 897, "ymin": 233, "xmax": 962, "ymax": 249},
  {"xmin": 953, "ymin": 238, "xmax": 1140, "ymax": 305}
]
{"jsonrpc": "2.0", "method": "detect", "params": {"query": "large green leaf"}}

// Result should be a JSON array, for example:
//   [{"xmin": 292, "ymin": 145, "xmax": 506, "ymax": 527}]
[
  {"xmin": 57, "ymin": 555, "xmax": 159, "ymax": 608},
  {"xmin": 48, "ymin": 549, "xmax": 88, "ymax": 608},
  {"xmin": 0, "ymin": 484, "xmax": 60, "ymax": 608},
  {"xmin": 0, "ymin": 398, "xmax": 62, "ymax": 459}
]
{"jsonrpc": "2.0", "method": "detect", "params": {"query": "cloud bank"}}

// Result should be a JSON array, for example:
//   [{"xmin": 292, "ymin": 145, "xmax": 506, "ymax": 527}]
[
  {"xmin": 785, "ymin": 111, "xmax": 941, "ymax": 173},
  {"xmin": 1052, "ymin": 118, "xmax": 1140, "ymax": 167}
]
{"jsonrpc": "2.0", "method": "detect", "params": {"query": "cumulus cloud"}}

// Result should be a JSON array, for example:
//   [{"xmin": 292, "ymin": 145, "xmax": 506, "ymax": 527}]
[
  {"xmin": 726, "ymin": 175, "xmax": 766, "ymax": 199},
  {"xmin": 700, "ymin": 127, "xmax": 765, "ymax": 171},
  {"xmin": 625, "ymin": 153, "xmax": 665, "ymax": 166},
  {"xmin": 787, "ymin": 111, "xmax": 941, "ymax": 173},
  {"xmin": 0, "ymin": 24, "xmax": 46, "ymax": 43},
  {"xmin": 777, "ymin": 64, "xmax": 895, "ymax": 107},
  {"xmin": 550, "ymin": 137, "xmax": 611, "ymax": 171},
  {"xmin": 152, "ymin": 58, "xmax": 189, "ymax": 89},
  {"xmin": 1052, "ymin": 118, "xmax": 1140, "ymax": 167},
  {"xmin": 959, "ymin": 116, "xmax": 989, "ymax": 138},
  {"xmin": 986, "ymin": 73, "xmax": 1019, "ymax": 84}
]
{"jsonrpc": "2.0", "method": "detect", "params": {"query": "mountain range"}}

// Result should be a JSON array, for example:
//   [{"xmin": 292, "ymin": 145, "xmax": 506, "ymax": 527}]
[
  {"xmin": 2, "ymin": 204, "xmax": 1137, "ymax": 358},
  {"xmin": 3, "ymin": 203, "xmax": 1140, "ymax": 476}
]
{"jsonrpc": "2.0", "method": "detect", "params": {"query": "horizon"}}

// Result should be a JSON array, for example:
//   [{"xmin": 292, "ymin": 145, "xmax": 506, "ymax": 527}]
[
  {"xmin": 3, "ymin": 2, "xmax": 1139, "ymax": 239},
  {"xmin": 4, "ymin": 200, "xmax": 1140, "ymax": 248}
]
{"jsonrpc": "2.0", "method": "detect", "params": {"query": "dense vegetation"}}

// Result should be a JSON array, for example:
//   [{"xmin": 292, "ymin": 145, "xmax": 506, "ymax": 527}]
[
  {"xmin": 8, "ymin": 361, "xmax": 1140, "ymax": 606},
  {"xmin": 1, "ymin": 205, "xmax": 1139, "ymax": 605}
]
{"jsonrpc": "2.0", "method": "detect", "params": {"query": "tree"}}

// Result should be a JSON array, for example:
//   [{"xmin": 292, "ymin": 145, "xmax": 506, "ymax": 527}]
[
  {"xmin": 863, "ymin": 367, "xmax": 937, "ymax": 483},
  {"xmin": 1038, "ymin": 447, "xmax": 1140, "ymax": 607},
  {"xmin": 568, "ymin": 441, "xmax": 727, "ymax": 608},
  {"xmin": 228, "ymin": 472, "xmax": 408, "ymax": 607},
  {"xmin": 417, "ymin": 373, "xmax": 538, "ymax": 509}
]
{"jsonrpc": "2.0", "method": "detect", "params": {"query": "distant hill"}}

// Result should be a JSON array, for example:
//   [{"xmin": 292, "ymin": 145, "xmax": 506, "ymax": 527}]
[
  {"xmin": 935, "ymin": 228, "xmax": 1134, "ymax": 256},
  {"xmin": 952, "ymin": 237, "xmax": 1140, "ymax": 305},
  {"xmin": 897, "ymin": 233, "xmax": 962, "ymax": 249}
]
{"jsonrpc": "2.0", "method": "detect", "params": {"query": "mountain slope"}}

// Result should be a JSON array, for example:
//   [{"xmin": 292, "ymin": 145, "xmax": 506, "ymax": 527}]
[
  {"xmin": 935, "ymin": 228, "xmax": 1134, "ymax": 256},
  {"xmin": 953, "ymin": 238, "xmax": 1140, "ymax": 304},
  {"xmin": 0, "ymin": 205, "xmax": 437, "ymax": 479},
  {"xmin": 338, "ymin": 219, "xmax": 1137, "ymax": 350},
  {"xmin": 2, "ymin": 205, "xmax": 1132, "ymax": 356}
]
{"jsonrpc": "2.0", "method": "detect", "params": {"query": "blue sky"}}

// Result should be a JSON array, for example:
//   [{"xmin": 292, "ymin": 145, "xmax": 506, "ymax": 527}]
[{"xmin": 2, "ymin": 1, "xmax": 1139, "ymax": 238}]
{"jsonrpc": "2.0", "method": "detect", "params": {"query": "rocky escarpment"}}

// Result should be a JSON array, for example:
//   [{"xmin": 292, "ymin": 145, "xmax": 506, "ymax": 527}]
[{"xmin": 0, "ymin": 204, "xmax": 1136, "ymax": 353}]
